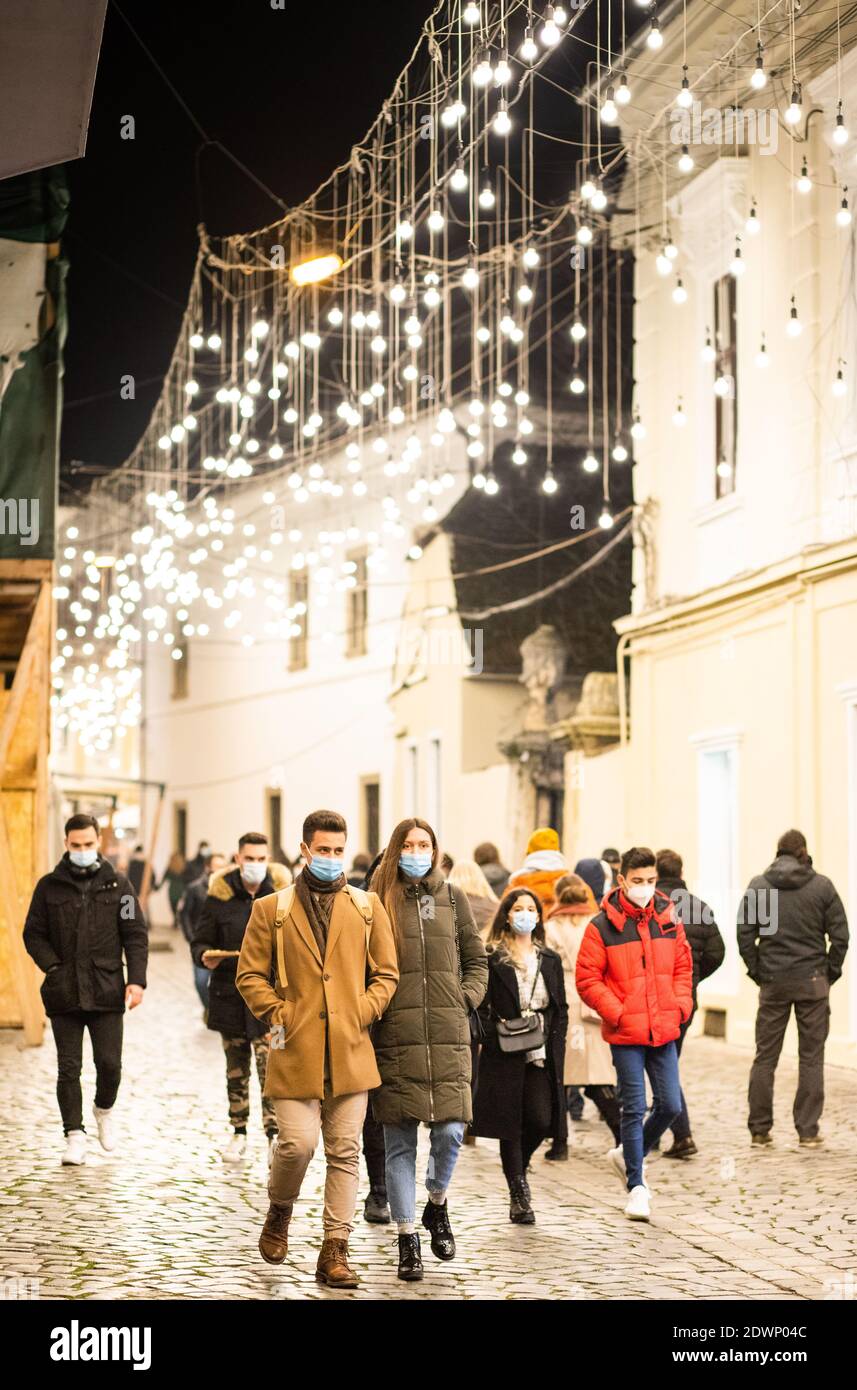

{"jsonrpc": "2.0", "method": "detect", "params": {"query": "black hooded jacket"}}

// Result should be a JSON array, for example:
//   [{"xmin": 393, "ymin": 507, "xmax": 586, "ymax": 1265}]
[
  {"xmin": 656, "ymin": 876, "xmax": 725, "ymax": 1000},
  {"xmin": 23, "ymin": 855, "xmax": 148, "ymax": 1015},
  {"xmin": 737, "ymin": 855, "xmax": 849, "ymax": 984}
]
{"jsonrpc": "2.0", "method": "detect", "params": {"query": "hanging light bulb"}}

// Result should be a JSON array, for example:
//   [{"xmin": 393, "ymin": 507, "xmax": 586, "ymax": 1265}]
[
  {"xmin": 464, "ymin": 1, "xmax": 480, "ymax": 23},
  {"xmin": 630, "ymin": 413, "xmax": 646, "ymax": 440},
  {"xmin": 676, "ymin": 67, "xmax": 693, "ymax": 108},
  {"xmin": 785, "ymin": 83, "xmax": 802, "ymax": 126},
  {"xmin": 582, "ymin": 451, "xmax": 599, "ymax": 473},
  {"xmin": 207, "ymin": 333, "xmax": 222, "ymax": 351},
  {"xmin": 672, "ymin": 398, "xmax": 687, "ymax": 427},
  {"xmin": 612, "ymin": 439, "xmax": 629, "ymax": 463},
  {"xmin": 517, "ymin": 283, "xmax": 534, "ymax": 304},
  {"xmin": 542, "ymin": 468, "xmax": 559, "ymax": 493},
  {"xmin": 327, "ymin": 305, "xmax": 344, "ymax": 325},
  {"xmin": 647, "ymin": 16, "xmax": 663, "ymax": 50},
  {"xmin": 672, "ymin": 277, "xmax": 688, "ymax": 304},
  {"xmin": 569, "ymin": 374, "xmax": 585, "ymax": 394},
  {"xmin": 479, "ymin": 176, "xmax": 496, "ymax": 208},
  {"xmin": 832, "ymin": 362, "xmax": 847, "ymax": 397},
  {"xmin": 730, "ymin": 238, "xmax": 746, "ymax": 277},
  {"xmin": 494, "ymin": 100, "xmax": 512, "ymax": 135},
  {"xmin": 570, "ymin": 319, "xmax": 586, "ymax": 342},
  {"xmin": 523, "ymin": 246, "xmax": 540, "ymax": 268},
  {"xmin": 428, "ymin": 207, "xmax": 446, "ymax": 232},
  {"xmin": 554, "ymin": 4, "xmax": 568, "ymax": 20},
  {"xmin": 494, "ymin": 50, "xmax": 512, "ymax": 85},
  {"xmin": 476, "ymin": 325, "xmax": 491, "ymax": 343},
  {"xmin": 716, "ymin": 456, "xmax": 733, "ymax": 480},
  {"xmin": 462, "ymin": 264, "xmax": 480, "ymax": 290},
  {"xmin": 396, "ymin": 218, "xmax": 414, "ymax": 241},
  {"xmin": 484, "ymin": 473, "xmax": 500, "ymax": 495},
  {"xmin": 755, "ymin": 334, "xmax": 768, "ymax": 368},
  {"xmin": 786, "ymin": 295, "xmax": 802, "ymax": 337},
  {"xmin": 745, "ymin": 199, "xmax": 760, "ymax": 235},
  {"xmin": 750, "ymin": 42, "xmax": 767, "ymax": 91},
  {"xmin": 580, "ymin": 176, "xmax": 597, "ymax": 202},
  {"xmin": 450, "ymin": 162, "xmax": 468, "ymax": 191},
  {"xmin": 665, "ymin": 238, "xmax": 679, "ymax": 259},
  {"xmin": 701, "ymin": 331, "xmax": 716, "ymax": 363},
  {"xmin": 189, "ymin": 331, "xmax": 204, "ymax": 349},
  {"xmin": 576, "ymin": 222, "xmax": 593, "ymax": 245},
  {"xmin": 512, "ymin": 445, "xmax": 528, "ymax": 465},
  {"xmin": 520, "ymin": 26, "xmax": 538, "ymax": 63},
  {"xmin": 616, "ymin": 73, "xmax": 631, "ymax": 106},
  {"xmin": 598, "ymin": 500, "xmax": 614, "ymax": 529},
  {"xmin": 836, "ymin": 192, "xmax": 852, "ymax": 227},
  {"xmin": 656, "ymin": 250, "xmax": 673, "ymax": 276},
  {"xmin": 797, "ymin": 160, "xmax": 812, "ymax": 195},
  {"xmin": 601, "ymin": 86, "xmax": 619, "ymax": 124},
  {"xmin": 441, "ymin": 99, "xmax": 465, "ymax": 127},
  {"xmin": 473, "ymin": 49, "xmax": 494, "ymax": 86},
  {"xmin": 540, "ymin": 5, "xmax": 562, "ymax": 47},
  {"xmin": 678, "ymin": 144, "xmax": 695, "ymax": 174},
  {"xmin": 714, "ymin": 373, "xmax": 731, "ymax": 397},
  {"xmin": 833, "ymin": 101, "xmax": 849, "ymax": 146},
  {"xmin": 591, "ymin": 184, "xmax": 608, "ymax": 212}
]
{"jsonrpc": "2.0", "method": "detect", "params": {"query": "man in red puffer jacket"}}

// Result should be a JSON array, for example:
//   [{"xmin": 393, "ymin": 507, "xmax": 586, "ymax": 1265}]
[{"xmin": 576, "ymin": 846, "xmax": 693, "ymax": 1223}]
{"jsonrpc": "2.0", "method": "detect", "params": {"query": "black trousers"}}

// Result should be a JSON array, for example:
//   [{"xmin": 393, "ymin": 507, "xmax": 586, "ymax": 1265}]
[
  {"xmin": 500, "ymin": 1063, "xmax": 553, "ymax": 1183},
  {"xmin": 50, "ymin": 1010, "xmax": 124, "ymax": 1134},
  {"xmin": 748, "ymin": 975, "xmax": 831, "ymax": 1139},
  {"xmin": 363, "ymin": 1111, "xmax": 387, "ymax": 1192}
]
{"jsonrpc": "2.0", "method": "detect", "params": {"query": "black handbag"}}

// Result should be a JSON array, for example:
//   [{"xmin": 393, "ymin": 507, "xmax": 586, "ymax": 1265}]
[{"xmin": 495, "ymin": 955, "xmax": 545, "ymax": 1054}]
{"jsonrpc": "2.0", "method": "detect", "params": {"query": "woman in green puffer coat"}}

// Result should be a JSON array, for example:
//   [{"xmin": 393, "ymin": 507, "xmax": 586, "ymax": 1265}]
[{"xmin": 370, "ymin": 817, "xmax": 488, "ymax": 1283}]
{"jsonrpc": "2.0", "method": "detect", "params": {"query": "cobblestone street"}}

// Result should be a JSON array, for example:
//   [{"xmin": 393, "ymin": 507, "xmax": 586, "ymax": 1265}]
[{"xmin": 2, "ymin": 933, "xmax": 855, "ymax": 1302}]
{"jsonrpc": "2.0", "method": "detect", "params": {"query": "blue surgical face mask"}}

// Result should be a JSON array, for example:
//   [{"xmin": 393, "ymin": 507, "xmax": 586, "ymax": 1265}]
[
  {"xmin": 241, "ymin": 861, "xmax": 267, "ymax": 887},
  {"xmin": 69, "ymin": 850, "xmax": 98, "ymax": 869},
  {"xmin": 510, "ymin": 908, "xmax": 538, "ymax": 935},
  {"xmin": 309, "ymin": 855, "xmax": 343, "ymax": 883},
  {"xmin": 399, "ymin": 852, "xmax": 432, "ymax": 880}
]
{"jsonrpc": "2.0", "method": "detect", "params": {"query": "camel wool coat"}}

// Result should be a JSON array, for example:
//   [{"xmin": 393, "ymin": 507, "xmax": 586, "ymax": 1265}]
[{"xmin": 236, "ymin": 884, "xmax": 399, "ymax": 1100}]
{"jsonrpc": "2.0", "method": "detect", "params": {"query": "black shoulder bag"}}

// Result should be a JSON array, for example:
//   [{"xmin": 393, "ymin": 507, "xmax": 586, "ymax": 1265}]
[{"xmin": 495, "ymin": 953, "xmax": 545, "ymax": 1054}]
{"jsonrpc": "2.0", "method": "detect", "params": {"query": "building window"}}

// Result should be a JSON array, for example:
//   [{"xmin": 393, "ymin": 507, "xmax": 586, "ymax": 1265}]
[
  {"xmin": 171, "ymin": 640, "xmax": 188, "ymax": 699},
  {"xmin": 695, "ymin": 736, "xmax": 740, "ymax": 995},
  {"xmin": 289, "ymin": 570, "xmax": 309, "ymax": 671},
  {"xmin": 713, "ymin": 274, "xmax": 737, "ymax": 499},
  {"xmin": 426, "ymin": 736, "xmax": 442, "ymax": 838},
  {"xmin": 361, "ymin": 777, "xmax": 380, "ymax": 857},
  {"xmin": 346, "ymin": 549, "xmax": 368, "ymax": 657},
  {"xmin": 266, "ymin": 789, "xmax": 283, "ymax": 860}
]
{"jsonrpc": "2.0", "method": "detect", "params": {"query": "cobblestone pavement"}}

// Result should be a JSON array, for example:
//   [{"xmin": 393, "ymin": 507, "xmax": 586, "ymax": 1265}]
[{"xmin": 2, "ymin": 933, "xmax": 855, "ymax": 1301}]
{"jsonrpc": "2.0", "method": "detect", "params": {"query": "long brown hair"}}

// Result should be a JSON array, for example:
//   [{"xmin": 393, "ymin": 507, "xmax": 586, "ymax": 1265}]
[
  {"xmin": 370, "ymin": 817, "xmax": 438, "ymax": 949},
  {"xmin": 487, "ymin": 888, "xmax": 546, "ymax": 950}
]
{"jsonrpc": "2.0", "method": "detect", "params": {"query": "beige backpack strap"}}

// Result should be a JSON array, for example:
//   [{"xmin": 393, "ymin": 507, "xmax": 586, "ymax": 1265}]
[
  {"xmin": 273, "ymin": 885, "xmax": 295, "ymax": 988},
  {"xmin": 345, "ymin": 884, "xmax": 374, "ymax": 954}
]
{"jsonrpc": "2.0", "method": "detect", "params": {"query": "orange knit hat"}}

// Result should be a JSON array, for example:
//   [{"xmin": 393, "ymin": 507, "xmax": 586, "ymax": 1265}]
[{"xmin": 527, "ymin": 827, "xmax": 559, "ymax": 853}]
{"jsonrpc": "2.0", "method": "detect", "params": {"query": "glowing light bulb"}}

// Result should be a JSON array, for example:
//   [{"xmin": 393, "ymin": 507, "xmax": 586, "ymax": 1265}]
[
  {"xmin": 836, "ymin": 195, "xmax": 852, "ymax": 227},
  {"xmin": 672, "ymin": 278, "xmax": 688, "ymax": 304},
  {"xmin": 580, "ymin": 177, "xmax": 596, "ymax": 202},
  {"xmin": 570, "ymin": 320, "xmax": 586, "ymax": 342},
  {"xmin": 540, "ymin": 7, "xmax": 561, "ymax": 47},
  {"xmin": 785, "ymin": 86, "xmax": 802, "ymax": 126},
  {"xmin": 494, "ymin": 52, "xmax": 512, "ymax": 86},
  {"xmin": 542, "ymin": 470, "xmax": 559, "ymax": 494},
  {"xmin": 207, "ymin": 333, "xmax": 222, "ymax": 350},
  {"xmin": 523, "ymin": 246, "xmax": 540, "ymax": 268},
  {"xmin": 676, "ymin": 72, "xmax": 693, "ymax": 109},
  {"xmin": 428, "ymin": 207, "xmax": 445, "ymax": 232},
  {"xmin": 582, "ymin": 451, "xmax": 599, "ymax": 473},
  {"xmin": 591, "ymin": 185, "xmax": 608, "ymax": 212},
  {"xmin": 512, "ymin": 446, "xmax": 527, "ymax": 465},
  {"xmin": 462, "ymin": 265, "xmax": 480, "ymax": 289},
  {"xmin": 701, "ymin": 334, "xmax": 716, "ymax": 364},
  {"xmin": 656, "ymin": 252, "xmax": 672, "ymax": 276},
  {"xmin": 464, "ymin": 2, "xmax": 480, "ymax": 24},
  {"xmin": 479, "ymin": 179, "xmax": 496, "ymax": 209},
  {"xmin": 751, "ymin": 44, "xmax": 767, "ymax": 91},
  {"xmin": 678, "ymin": 145, "xmax": 694, "ymax": 174},
  {"xmin": 630, "ymin": 414, "xmax": 646, "ymax": 441},
  {"xmin": 730, "ymin": 242, "xmax": 745, "ymax": 277},
  {"xmin": 616, "ymin": 74, "xmax": 631, "ymax": 105},
  {"xmin": 786, "ymin": 298, "xmax": 802, "ymax": 337},
  {"xmin": 755, "ymin": 337, "xmax": 769, "ymax": 368},
  {"xmin": 569, "ymin": 375, "xmax": 585, "ymax": 395},
  {"xmin": 473, "ymin": 50, "xmax": 494, "ymax": 87},
  {"xmin": 576, "ymin": 223, "xmax": 593, "ymax": 245},
  {"xmin": 450, "ymin": 163, "xmax": 468, "ymax": 192},
  {"xmin": 647, "ymin": 18, "xmax": 663, "ymax": 50},
  {"xmin": 833, "ymin": 105, "xmax": 849, "ymax": 146},
  {"xmin": 797, "ymin": 161, "xmax": 812, "ymax": 195},
  {"xmin": 601, "ymin": 87, "xmax": 618, "ymax": 124},
  {"xmin": 612, "ymin": 440, "xmax": 628, "ymax": 463},
  {"xmin": 327, "ymin": 306, "xmax": 343, "ymax": 325},
  {"xmin": 520, "ymin": 27, "xmax": 538, "ymax": 63},
  {"xmin": 745, "ymin": 201, "xmax": 760, "ymax": 235},
  {"xmin": 396, "ymin": 219, "xmax": 414, "ymax": 242},
  {"xmin": 672, "ymin": 400, "xmax": 687, "ymax": 427},
  {"xmin": 189, "ymin": 331, "xmax": 203, "ymax": 349},
  {"xmin": 494, "ymin": 100, "xmax": 512, "ymax": 136},
  {"xmin": 598, "ymin": 503, "xmax": 614, "ymax": 529},
  {"xmin": 517, "ymin": 283, "xmax": 534, "ymax": 303},
  {"xmin": 832, "ymin": 367, "xmax": 847, "ymax": 397}
]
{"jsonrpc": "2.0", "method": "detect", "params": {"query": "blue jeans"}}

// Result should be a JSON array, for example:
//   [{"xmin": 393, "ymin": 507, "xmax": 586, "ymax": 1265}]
[
  {"xmin": 193, "ymin": 964, "xmax": 210, "ymax": 1009},
  {"xmin": 610, "ymin": 1042, "xmax": 682, "ymax": 1190},
  {"xmin": 383, "ymin": 1120, "xmax": 465, "ymax": 1224}
]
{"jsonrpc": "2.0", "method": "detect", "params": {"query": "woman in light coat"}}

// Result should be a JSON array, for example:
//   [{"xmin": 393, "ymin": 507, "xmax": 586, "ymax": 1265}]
[{"xmin": 544, "ymin": 875, "xmax": 620, "ymax": 1154}]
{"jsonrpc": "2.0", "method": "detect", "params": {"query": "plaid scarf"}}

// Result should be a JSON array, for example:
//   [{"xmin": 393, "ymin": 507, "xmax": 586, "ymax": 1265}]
[{"xmin": 295, "ymin": 864, "xmax": 346, "ymax": 959}]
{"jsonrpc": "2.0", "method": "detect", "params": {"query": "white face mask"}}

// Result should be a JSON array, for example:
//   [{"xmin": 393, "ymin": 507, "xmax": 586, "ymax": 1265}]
[
  {"xmin": 241, "ymin": 861, "xmax": 267, "ymax": 887},
  {"xmin": 625, "ymin": 882, "xmax": 656, "ymax": 909}
]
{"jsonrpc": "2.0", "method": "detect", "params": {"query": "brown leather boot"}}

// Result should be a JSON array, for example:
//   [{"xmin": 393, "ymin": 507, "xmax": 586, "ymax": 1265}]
[
  {"xmin": 315, "ymin": 1237, "xmax": 359, "ymax": 1288},
  {"xmin": 258, "ymin": 1201, "xmax": 293, "ymax": 1265}
]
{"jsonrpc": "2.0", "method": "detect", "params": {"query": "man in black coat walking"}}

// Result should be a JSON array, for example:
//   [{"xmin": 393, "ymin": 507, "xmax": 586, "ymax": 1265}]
[
  {"xmin": 191, "ymin": 832, "xmax": 291, "ymax": 1164},
  {"xmin": 656, "ymin": 850, "xmax": 725, "ymax": 1159},
  {"xmin": 738, "ymin": 828, "xmax": 848, "ymax": 1147},
  {"xmin": 23, "ymin": 813, "xmax": 148, "ymax": 1165}
]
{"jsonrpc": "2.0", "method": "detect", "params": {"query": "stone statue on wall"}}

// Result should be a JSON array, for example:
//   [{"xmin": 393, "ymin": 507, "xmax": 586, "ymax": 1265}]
[
  {"xmin": 519, "ymin": 624, "xmax": 568, "ymax": 732},
  {"xmin": 632, "ymin": 497, "xmax": 660, "ymax": 610}
]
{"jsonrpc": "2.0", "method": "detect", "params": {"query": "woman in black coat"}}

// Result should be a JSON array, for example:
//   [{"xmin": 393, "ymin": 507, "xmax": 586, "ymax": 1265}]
[{"xmin": 472, "ymin": 889, "xmax": 567, "ymax": 1224}]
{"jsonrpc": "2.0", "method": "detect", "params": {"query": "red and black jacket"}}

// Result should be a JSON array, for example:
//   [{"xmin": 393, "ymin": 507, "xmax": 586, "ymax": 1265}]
[{"xmin": 575, "ymin": 887, "xmax": 693, "ymax": 1047}]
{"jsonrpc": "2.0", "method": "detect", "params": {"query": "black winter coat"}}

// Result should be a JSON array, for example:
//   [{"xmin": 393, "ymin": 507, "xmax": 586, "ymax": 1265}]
[
  {"xmin": 192, "ymin": 866, "xmax": 282, "ymax": 1038},
  {"xmin": 472, "ymin": 944, "xmax": 567, "ymax": 1141},
  {"xmin": 738, "ymin": 855, "xmax": 849, "ymax": 984},
  {"xmin": 657, "ymin": 876, "xmax": 725, "ymax": 1002},
  {"xmin": 180, "ymin": 872, "xmax": 210, "ymax": 945},
  {"xmin": 23, "ymin": 855, "xmax": 148, "ymax": 1016}
]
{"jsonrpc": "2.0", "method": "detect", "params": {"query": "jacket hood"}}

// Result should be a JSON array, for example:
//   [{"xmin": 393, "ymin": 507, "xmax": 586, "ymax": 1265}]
[
  {"xmin": 763, "ymin": 854, "xmax": 815, "ymax": 891},
  {"xmin": 518, "ymin": 849, "xmax": 566, "ymax": 873},
  {"xmin": 207, "ymin": 861, "xmax": 292, "ymax": 901}
]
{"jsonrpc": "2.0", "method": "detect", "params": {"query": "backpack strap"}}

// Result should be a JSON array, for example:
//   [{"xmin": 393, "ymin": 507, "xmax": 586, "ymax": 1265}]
[
  {"xmin": 273, "ymin": 885, "xmax": 296, "ymax": 989},
  {"xmin": 344, "ymin": 883, "xmax": 374, "ymax": 955}
]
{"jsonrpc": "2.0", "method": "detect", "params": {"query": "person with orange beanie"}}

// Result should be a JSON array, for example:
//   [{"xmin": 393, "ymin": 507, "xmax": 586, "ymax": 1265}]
[{"xmin": 506, "ymin": 829, "xmax": 569, "ymax": 911}]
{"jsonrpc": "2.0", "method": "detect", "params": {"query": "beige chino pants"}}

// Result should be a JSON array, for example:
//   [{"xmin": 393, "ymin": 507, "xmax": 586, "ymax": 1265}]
[{"xmin": 269, "ymin": 1090, "xmax": 368, "ymax": 1238}]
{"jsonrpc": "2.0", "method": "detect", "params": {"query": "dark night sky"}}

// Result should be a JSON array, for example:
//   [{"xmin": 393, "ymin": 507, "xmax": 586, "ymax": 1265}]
[{"xmin": 60, "ymin": 0, "xmax": 436, "ymax": 485}]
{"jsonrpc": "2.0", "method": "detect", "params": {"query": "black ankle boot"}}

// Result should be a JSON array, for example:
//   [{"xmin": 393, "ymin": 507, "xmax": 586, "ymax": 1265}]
[
  {"xmin": 544, "ymin": 1141, "xmax": 569, "ymax": 1161},
  {"xmin": 508, "ymin": 1176, "xmax": 535, "ymax": 1224},
  {"xmin": 421, "ymin": 1199, "xmax": 456, "ymax": 1260},
  {"xmin": 397, "ymin": 1232, "xmax": 424, "ymax": 1281}
]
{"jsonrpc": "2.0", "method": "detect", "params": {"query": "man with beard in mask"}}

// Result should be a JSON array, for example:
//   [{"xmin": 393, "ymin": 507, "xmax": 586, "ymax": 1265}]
[
  {"xmin": 23, "ymin": 814, "xmax": 148, "ymax": 1165},
  {"xmin": 575, "ymin": 846, "xmax": 692, "ymax": 1223}
]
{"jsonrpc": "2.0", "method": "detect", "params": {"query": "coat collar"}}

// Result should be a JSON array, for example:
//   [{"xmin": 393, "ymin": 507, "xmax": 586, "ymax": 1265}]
[{"xmin": 287, "ymin": 884, "xmax": 354, "ymax": 968}]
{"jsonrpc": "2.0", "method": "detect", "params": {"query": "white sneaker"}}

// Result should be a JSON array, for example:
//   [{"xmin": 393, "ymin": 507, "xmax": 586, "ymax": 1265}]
[
  {"xmin": 62, "ymin": 1130, "xmax": 87, "ymax": 1165},
  {"xmin": 267, "ymin": 1134, "xmax": 278, "ymax": 1169},
  {"xmin": 625, "ymin": 1185, "xmax": 651, "ymax": 1221},
  {"xmin": 222, "ymin": 1132, "xmax": 247, "ymax": 1164},
  {"xmin": 607, "ymin": 1145, "xmax": 649, "ymax": 1192},
  {"xmin": 93, "ymin": 1104, "xmax": 116, "ymax": 1152}
]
